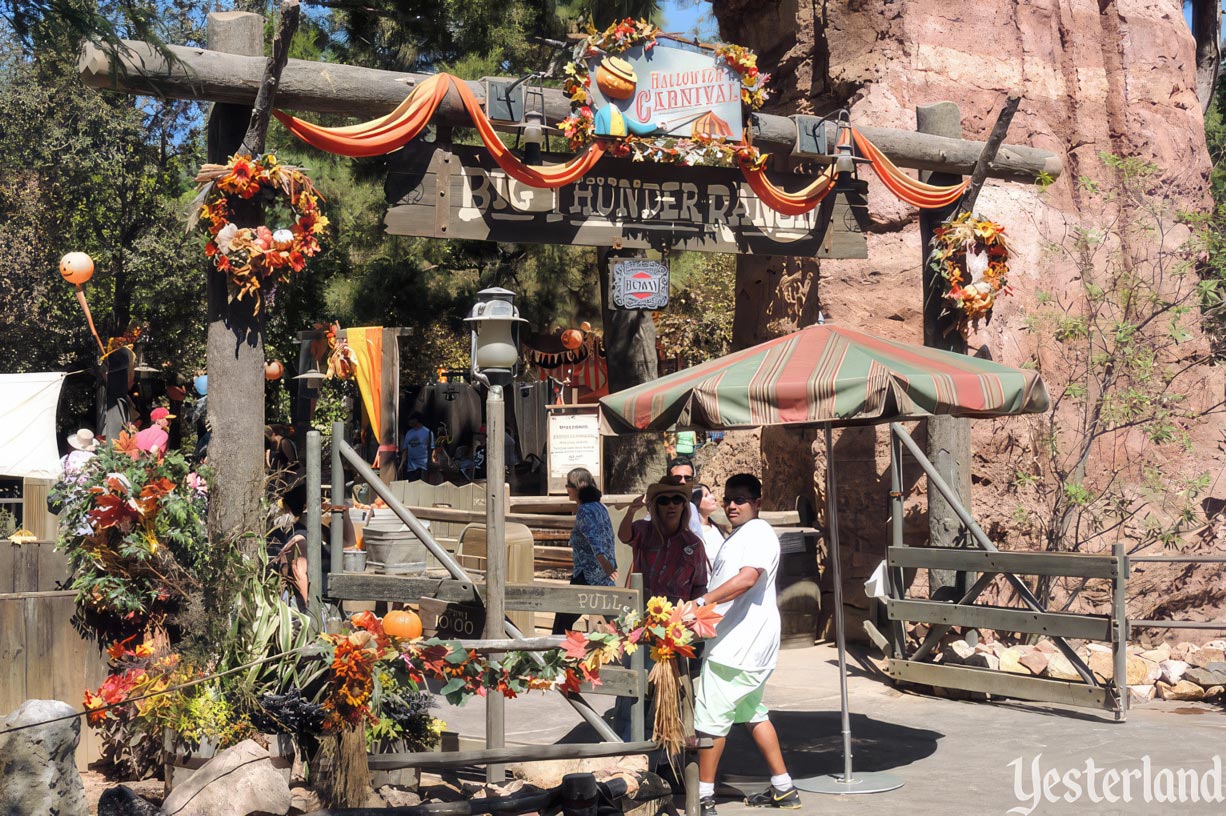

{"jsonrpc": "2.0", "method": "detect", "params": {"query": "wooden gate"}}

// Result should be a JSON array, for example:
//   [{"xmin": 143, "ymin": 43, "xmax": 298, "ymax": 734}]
[{"xmin": 879, "ymin": 424, "xmax": 1129, "ymax": 720}]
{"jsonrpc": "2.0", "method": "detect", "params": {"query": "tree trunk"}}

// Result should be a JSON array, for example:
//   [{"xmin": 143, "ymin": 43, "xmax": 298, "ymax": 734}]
[
  {"xmin": 598, "ymin": 248, "xmax": 660, "ymax": 493},
  {"xmin": 205, "ymin": 11, "xmax": 267, "ymax": 550}
]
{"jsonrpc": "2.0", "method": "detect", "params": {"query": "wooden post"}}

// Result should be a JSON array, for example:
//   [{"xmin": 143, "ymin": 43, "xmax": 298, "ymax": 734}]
[
  {"xmin": 307, "ymin": 429, "xmax": 322, "ymax": 619},
  {"xmin": 379, "ymin": 327, "xmax": 400, "ymax": 484},
  {"xmin": 205, "ymin": 4, "xmax": 300, "ymax": 551},
  {"xmin": 916, "ymin": 102, "xmax": 972, "ymax": 597},
  {"xmin": 484, "ymin": 383, "xmax": 506, "ymax": 782},
  {"xmin": 598, "ymin": 248, "xmax": 660, "ymax": 492},
  {"xmin": 204, "ymin": 11, "xmax": 268, "ymax": 550}
]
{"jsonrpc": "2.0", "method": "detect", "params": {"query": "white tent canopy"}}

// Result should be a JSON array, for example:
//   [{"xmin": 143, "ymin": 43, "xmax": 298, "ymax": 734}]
[{"xmin": 0, "ymin": 372, "xmax": 66, "ymax": 479}]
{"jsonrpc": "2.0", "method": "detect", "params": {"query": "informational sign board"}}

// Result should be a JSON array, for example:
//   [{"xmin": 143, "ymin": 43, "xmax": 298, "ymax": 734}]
[
  {"xmin": 611, "ymin": 258, "xmax": 669, "ymax": 310},
  {"xmin": 385, "ymin": 142, "xmax": 869, "ymax": 258},
  {"xmin": 586, "ymin": 39, "xmax": 742, "ymax": 140},
  {"xmin": 546, "ymin": 406, "xmax": 603, "ymax": 495}
]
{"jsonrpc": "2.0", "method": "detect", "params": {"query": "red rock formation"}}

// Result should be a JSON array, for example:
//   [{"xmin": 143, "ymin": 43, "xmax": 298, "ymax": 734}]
[{"xmin": 712, "ymin": 0, "xmax": 1226, "ymax": 638}]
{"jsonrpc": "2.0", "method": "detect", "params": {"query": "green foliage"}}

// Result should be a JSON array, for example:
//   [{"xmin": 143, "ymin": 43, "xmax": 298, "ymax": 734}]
[
  {"xmin": 50, "ymin": 440, "xmax": 216, "ymax": 644},
  {"xmin": 1012, "ymin": 153, "xmax": 1221, "ymax": 607},
  {"xmin": 654, "ymin": 253, "xmax": 735, "ymax": 362}
]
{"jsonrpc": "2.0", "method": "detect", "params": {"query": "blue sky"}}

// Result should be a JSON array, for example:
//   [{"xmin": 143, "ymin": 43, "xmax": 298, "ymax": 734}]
[{"xmin": 659, "ymin": 0, "xmax": 719, "ymax": 41}]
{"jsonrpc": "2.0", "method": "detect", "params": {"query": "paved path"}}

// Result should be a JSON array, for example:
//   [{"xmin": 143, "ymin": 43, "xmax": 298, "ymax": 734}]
[{"xmin": 438, "ymin": 643, "xmax": 1226, "ymax": 815}]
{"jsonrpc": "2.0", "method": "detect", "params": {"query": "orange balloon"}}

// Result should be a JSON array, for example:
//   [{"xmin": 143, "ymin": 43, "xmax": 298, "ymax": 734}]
[
  {"xmin": 265, "ymin": 360, "xmax": 284, "ymax": 380},
  {"xmin": 561, "ymin": 328, "xmax": 584, "ymax": 350},
  {"xmin": 60, "ymin": 252, "xmax": 94, "ymax": 285},
  {"xmin": 382, "ymin": 609, "xmax": 422, "ymax": 640}
]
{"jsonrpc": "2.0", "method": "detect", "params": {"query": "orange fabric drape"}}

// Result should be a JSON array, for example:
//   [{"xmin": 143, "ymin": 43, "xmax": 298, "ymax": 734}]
[
  {"xmin": 851, "ymin": 127, "xmax": 970, "ymax": 209},
  {"xmin": 738, "ymin": 163, "xmax": 836, "ymax": 216},
  {"xmin": 274, "ymin": 73, "xmax": 606, "ymax": 188},
  {"xmin": 345, "ymin": 327, "xmax": 383, "ymax": 465}
]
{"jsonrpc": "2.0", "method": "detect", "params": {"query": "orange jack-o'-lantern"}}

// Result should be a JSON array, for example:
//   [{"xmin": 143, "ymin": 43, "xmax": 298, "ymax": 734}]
[
  {"xmin": 60, "ymin": 252, "xmax": 95, "ymax": 285},
  {"xmin": 561, "ymin": 328, "xmax": 584, "ymax": 350},
  {"xmin": 265, "ymin": 360, "xmax": 285, "ymax": 381},
  {"xmin": 382, "ymin": 609, "xmax": 422, "ymax": 640}
]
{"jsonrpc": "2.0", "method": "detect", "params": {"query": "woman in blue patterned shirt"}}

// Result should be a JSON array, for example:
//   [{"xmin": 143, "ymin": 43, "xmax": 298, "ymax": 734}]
[{"xmin": 552, "ymin": 467, "xmax": 618, "ymax": 634}]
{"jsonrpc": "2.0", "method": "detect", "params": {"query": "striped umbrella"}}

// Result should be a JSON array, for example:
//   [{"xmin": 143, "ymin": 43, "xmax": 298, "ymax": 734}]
[
  {"xmin": 600, "ymin": 323, "xmax": 1048, "ymax": 432},
  {"xmin": 601, "ymin": 322, "xmax": 1048, "ymax": 796}
]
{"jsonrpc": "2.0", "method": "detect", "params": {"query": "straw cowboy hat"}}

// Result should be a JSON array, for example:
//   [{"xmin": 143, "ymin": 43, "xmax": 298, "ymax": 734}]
[
  {"xmin": 67, "ymin": 429, "xmax": 98, "ymax": 452},
  {"xmin": 646, "ymin": 477, "xmax": 690, "ymax": 505}
]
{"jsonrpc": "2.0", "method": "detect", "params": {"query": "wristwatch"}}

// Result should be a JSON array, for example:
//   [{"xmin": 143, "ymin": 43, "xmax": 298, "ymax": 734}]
[{"xmin": 695, "ymin": 597, "xmax": 707, "ymax": 608}]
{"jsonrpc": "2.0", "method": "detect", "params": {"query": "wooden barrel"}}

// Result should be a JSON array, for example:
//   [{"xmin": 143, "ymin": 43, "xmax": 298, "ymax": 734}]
[{"xmin": 775, "ymin": 528, "xmax": 820, "ymax": 649}]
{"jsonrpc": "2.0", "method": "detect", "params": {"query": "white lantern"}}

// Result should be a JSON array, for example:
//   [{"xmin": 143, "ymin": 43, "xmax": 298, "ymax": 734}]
[{"xmin": 465, "ymin": 287, "xmax": 527, "ymax": 384}]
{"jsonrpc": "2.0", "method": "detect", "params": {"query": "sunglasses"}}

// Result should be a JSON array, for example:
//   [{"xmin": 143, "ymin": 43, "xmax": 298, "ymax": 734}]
[
  {"xmin": 655, "ymin": 495, "xmax": 687, "ymax": 506},
  {"xmin": 723, "ymin": 495, "xmax": 756, "ymax": 506},
  {"xmin": 673, "ymin": 474, "xmax": 694, "ymax": 482}
]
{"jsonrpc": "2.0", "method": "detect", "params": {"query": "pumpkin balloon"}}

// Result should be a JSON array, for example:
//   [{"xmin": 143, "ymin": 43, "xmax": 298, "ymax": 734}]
[
  {"xmin": 382, "ymin": 609, "xmax": 422, "ymax": 640},
  {"xmin": 560, "ymin": 328, "xmax": 584, "ymax": 350},
  {"xmin": 265, "ymin": 360, "xmax": 284, "ymax": 381},
  {"xmin": 60, "ymin": 252, "xmax": 95, "ymax": 285}
]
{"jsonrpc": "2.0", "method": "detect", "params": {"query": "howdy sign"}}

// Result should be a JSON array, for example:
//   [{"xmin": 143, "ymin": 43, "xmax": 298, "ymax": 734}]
[
  {"xmin": 588, "ymin": 39, "xmax": 742, "ymax": 139},
  {"xmin": 385, "ymin": 141, "xmax": 869, "ymax": 257},
  {"xmin": 611, "ymin": 259, "xmax": 669, "ymax": 309}
]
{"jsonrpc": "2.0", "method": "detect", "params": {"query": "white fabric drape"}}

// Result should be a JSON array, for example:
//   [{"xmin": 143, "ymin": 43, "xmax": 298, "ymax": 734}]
[{"xmin": 0, "ymin": 372, "xmax": 66, "ymax": 479}]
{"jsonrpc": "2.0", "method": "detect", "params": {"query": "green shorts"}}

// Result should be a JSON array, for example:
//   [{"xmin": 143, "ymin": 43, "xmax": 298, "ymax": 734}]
[{"xmin": 693, "ymin": 659, "xmax": 772, "ymax": 737}]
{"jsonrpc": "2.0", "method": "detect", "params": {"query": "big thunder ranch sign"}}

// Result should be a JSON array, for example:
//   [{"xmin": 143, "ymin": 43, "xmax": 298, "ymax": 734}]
[{"xmin": 382, "ymin": 26, "xmax": 868, "ymax": 257}]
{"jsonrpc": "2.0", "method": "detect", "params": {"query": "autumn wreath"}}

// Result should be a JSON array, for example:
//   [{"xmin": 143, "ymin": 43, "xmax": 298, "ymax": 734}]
[
  {"xmin": 929, "ymin": 211, "xmax": 1011, "ymax": 330},
  {"xmin": 194, "ymin": 154, "xmax": 328, "ymax": 314}
]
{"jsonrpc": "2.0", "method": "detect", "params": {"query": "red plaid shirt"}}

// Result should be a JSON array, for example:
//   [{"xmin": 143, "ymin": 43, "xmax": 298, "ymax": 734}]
[{"xmin": 628, "ymin": 520, "xmax": 708, "ymax": 602}]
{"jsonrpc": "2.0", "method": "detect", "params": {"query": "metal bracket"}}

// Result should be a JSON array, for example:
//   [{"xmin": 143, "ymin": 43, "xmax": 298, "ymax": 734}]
[
  {"xmin": 792, "ymin": 115, "xmax": 831, "ymax": 158},
  {"xmin": 484, "ymin": 77, "xmax": 526, "ymax": 123}
]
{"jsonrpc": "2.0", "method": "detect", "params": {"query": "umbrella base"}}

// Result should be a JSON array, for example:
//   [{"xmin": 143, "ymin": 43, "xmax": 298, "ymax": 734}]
[{"xmin": 793, "ymin": 771, "xmax": 904, "ymax": 795}]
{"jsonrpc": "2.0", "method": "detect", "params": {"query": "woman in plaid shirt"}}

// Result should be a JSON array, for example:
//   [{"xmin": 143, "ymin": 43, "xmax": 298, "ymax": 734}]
[{"xmin": 618, "ymin": 476, "xmax": 709, "ymax": 602}]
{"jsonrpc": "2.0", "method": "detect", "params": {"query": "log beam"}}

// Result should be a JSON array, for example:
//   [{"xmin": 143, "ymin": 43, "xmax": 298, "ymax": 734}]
[{"xmin": 78, "ymin": 40, "xmax": 1062, "ymax": 182}]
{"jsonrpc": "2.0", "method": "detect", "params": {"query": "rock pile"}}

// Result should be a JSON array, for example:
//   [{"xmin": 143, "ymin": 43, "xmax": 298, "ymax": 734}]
[{"xmin": 925, "ymin": 635, "xmax": 1226, "ymax": 706}]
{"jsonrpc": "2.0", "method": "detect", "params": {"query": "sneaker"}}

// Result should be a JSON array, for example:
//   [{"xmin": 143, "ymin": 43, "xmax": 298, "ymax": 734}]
[
  {"xmin": 746, "ymin": 785, "xmax": 802, "ymax": 809},
  {"xmin": 700, "ymin": 796, "xmax": 719, "ymax": 816}
]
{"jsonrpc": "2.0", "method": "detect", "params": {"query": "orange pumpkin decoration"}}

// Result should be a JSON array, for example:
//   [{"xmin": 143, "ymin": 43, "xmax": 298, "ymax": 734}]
[
  {"xmin": 60, "ymin": 252, "xmax": 95, "ymax": 285},
  {"xmin": 265, "ymin": 360, "xmax": 285, "ymax": 381},
  {"xmin": 382, "ymin": 609, "xmax": 422, "ymax": 640},
  {"xmin": 560, "ymin": 328, "xmax": 584, "ymax": 350}
]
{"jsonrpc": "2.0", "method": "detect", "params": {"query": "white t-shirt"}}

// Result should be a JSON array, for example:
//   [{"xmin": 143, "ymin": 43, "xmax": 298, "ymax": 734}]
[
  {"xmin": 699, "ymin": 522, "xmax": 726, "ymax": 574},
  {"xmin": 705, "ymin": 517, "xmax": 781, "ymax": 672}
]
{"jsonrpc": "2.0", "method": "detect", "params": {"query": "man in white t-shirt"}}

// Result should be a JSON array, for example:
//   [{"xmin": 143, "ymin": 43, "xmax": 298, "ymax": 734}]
[{"xmin": 692, "ymin": 474, "xmax": 799, "ymax": 815}]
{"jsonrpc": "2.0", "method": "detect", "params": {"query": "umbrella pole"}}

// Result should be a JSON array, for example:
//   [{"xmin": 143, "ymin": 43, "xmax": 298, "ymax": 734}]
[{"xmin": 794, "ymin": 426, "xmax": 903, "ymax": 795}]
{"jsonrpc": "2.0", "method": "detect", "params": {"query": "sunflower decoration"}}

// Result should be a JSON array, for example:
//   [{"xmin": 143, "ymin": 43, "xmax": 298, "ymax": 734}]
[
  {"xmin": 194, "ymin": 154, "xmax": 329, "ymax": 314},
  {"xmin": 929, "ymin": 211, "xmax": 1011, "ymax": 332}
]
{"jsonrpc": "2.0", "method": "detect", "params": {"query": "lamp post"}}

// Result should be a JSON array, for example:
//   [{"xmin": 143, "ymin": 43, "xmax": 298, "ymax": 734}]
[{"xmin": 465, "ymin": 287, "xmax": 526, "ymax": 784}]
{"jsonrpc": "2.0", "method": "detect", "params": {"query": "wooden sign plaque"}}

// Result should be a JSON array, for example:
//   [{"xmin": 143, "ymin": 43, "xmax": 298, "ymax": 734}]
[{"xmin": 385, "ymin": 141, "xmax": 869, "ymax": 257}]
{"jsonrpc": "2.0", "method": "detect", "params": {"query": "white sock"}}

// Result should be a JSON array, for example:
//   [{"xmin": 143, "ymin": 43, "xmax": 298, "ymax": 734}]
[
  {"xmin": 771, "ymin": 773, "xmax": 793, "ymax": 790},
  {"xmin": 699, "ymin": 781, "xmax": 715, "ymax": 799}
]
